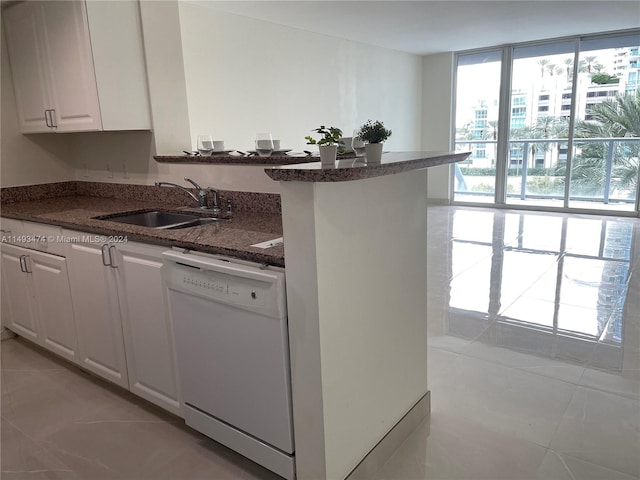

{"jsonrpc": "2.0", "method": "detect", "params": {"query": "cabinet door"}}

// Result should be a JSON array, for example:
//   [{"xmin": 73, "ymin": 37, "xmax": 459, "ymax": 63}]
[
  {"xmin": 30, "ymin": 251, "xmax": 79, "ymax": 364},
  {"xmin": 3, "ymin": 2, "xmax": 52, "ymax": 133},
  {"xmin": 41, "ymin": 1, "xmax": 102, "ymax": 132},
  {"xmin": 67, "ymin": 241, "xmax": 128, "ymax": 388},
  {"xmin": 114, "ymin": 242, "xmax": 181, "ymax": 416},
  {"xmin": 85, "ymin": 0, "xmax": 151, "ymax": 131},
  {"xmin": 0, "ymin": 244, "xmax": 38, "ymax": 340}
]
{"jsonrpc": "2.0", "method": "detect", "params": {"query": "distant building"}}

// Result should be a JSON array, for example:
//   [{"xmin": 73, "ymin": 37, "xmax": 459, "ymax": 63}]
[{"xmin": 458, "ymin": 46, "xmax": 640, "ymax": 170}]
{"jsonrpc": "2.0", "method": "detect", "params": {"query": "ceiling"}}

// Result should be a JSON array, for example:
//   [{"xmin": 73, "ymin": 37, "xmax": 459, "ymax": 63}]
[{"xmin": 191, "ymin": 1, "xmax": 640, "ymax": 55}]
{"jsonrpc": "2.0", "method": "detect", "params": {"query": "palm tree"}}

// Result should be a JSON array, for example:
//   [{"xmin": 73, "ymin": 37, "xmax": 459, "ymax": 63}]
[
  {"xmin": 455, "ymin": 122, "xmax": 476, "ymax": 141},
  {"xmin": 486, "ymin": 120, "xmax": 498, "ymax": 141},
  {"xmin": 562, "ymin": 57, "xmax": 588, "ymax": 82},
  {"xmin": 583, "ymin": 56, "xmax": 598, "ymax": 73},
  {"xmin": 537, "ymin": 59, "xmax": 550, "ymax": 78},
  {"xmin": 563, "ymin": 91, "xmax": 640, "ymax": 197},
  {"xmin": 510, "ymin": 116, "xmax": 568, "ymax": 167},
  {"xmin": 563, "ymin": 58, "xmax": 574, "ymax": 82}
]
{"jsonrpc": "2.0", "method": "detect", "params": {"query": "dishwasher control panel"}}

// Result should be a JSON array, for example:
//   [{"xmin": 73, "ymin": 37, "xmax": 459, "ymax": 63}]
[
  {"xmin": 163, "ymin": 253, "xmax": 286, "ymax": 319},
  {"xmin": 182, "ymin": 275, "xmax": 229, "ymax": 294},
  {"xmin": 179, "ymin": 269, "xmax": 268, "ymax": 307}
]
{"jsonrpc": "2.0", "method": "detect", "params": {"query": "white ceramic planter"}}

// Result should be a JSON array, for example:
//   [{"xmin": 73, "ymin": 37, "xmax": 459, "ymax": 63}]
[
  {"xmin": 319, "ymin": 145, "xmax": 338, "ymax": 165},
  {"xmin": 365, "ymin": 142, "xmax": 384, "ymax": 163}
]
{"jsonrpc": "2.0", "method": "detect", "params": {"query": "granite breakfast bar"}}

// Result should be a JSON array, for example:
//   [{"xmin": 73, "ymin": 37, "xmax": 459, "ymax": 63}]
[{"xmin": 265, "ymin": 151, "xmax": 470, "ymax": 480}]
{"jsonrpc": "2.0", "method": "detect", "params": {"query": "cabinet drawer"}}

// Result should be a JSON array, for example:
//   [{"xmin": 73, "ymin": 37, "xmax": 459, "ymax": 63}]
[
  {"xmin": 21, "ymin": 221, "xmax": 66, "ymax": 256},
  {"xmin": 1, "ymin": 217, "xmax": 24, "ymax": 244}
]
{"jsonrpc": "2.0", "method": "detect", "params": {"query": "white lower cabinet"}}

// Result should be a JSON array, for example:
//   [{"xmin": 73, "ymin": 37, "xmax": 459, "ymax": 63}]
[
  {"xmin": 112, "ymin": 241, "xmax": 181, "ymax": 416},
  {"xmin": 1, "ymin": 244, "xmax": 39, "ymax": 341},
  {"xmin": 2, "ymin": 219, "xmax": 182, "ymax": 416},
  {"xmin": 66, "ymin": 239, "xmax": 129, "ymax": 388},
  {"xmin": 64, "ymin": 231, "xmax": 181, "ymax": 415},
  {"xmin": 0, "ymin": 243, "xmax": 79, "ymax": 363}
]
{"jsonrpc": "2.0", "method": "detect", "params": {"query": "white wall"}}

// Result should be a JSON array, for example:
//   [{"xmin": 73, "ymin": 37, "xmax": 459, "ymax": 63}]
[
  {"xmin": 178, "ymin": 2, "xmax": 423, "ymax": 153},
  {"xmin": 422, "ymin": 52, "xmax": 455, "ymax": 203},
  {"xmin": 1, "ymin": 22, "xmax": 74, "ymax": 188},
  {"xmin": 2, "ymin": 1, "xmax": 426, "ymax": 194},
  {"xmin": 65, "ymin": 130, "xmax": 282, "ymax": 193}
]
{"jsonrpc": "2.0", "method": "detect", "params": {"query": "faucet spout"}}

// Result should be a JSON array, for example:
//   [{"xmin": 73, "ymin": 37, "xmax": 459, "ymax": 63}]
[{"xmin": 155, "ymin": 181, "xmax": 201, "ymax": 206}]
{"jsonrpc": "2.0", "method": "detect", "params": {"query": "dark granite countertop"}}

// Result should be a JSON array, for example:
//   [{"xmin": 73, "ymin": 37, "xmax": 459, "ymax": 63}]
[
  {"xmin": 1, "ymin": 196, "xmax": 285, "ymax": 267},
  {"xmin": 154, "ymin": 154, "xmax": 326, "ymax": 165},
  {"xmin": 264, "ymin": 151, "xmax": 471, "ymax": 182}
]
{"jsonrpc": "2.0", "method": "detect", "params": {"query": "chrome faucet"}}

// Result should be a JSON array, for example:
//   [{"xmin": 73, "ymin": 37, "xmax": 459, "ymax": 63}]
[
  {"xmin": 185, "ymin": 178, "xmax": 221, "ymax": 214},
  {"xmin": 183, "ymin": 177, "xmax": 209, "ymax": 208},
  {"xmin": 155, "ymin": 177, "xmax": 219, "ymax": 213},
  {"xmin": 206, "ymin": 187, "xmax": 221, "ymax": 215}
]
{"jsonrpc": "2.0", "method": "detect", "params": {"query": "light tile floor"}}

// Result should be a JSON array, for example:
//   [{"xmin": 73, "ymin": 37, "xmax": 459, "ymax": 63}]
[{"xmin": 2, "ymin": 206, "xmax": 639, "ymax": 479}]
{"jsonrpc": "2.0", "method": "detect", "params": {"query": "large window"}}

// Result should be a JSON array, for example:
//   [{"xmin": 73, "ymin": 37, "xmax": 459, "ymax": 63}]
[
  {"xmin": 454, "ymin": 50, "xmax": 502, "ymax": 202},
  {"xmin": 454, "ymin": 31, "xmax": 640, "ymax": 214},
  {"xmin": 506, "ymin": 40, "xmax": 575, "ymax": 208}
]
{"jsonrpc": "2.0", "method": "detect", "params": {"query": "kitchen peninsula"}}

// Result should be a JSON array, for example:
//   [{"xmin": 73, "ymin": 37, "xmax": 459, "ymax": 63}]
[{"xmin": 266, "ymin": 151, "xmax": 469, "ymax": 479}]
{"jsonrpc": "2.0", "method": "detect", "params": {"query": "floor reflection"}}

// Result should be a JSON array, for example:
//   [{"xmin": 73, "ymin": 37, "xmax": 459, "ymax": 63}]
[{"xmin": 439, "ymin": 208, "xmax": 637, "ymax": 371}]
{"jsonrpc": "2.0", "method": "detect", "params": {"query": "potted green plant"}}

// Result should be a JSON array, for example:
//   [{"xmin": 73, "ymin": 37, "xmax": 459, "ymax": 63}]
[
  {"xmin": 356, "ymin": 120, "xmax": 392, "ymax": 163},
  {"xmin": 305, "ymin": 126, "xmax": 343, "ymax": 165}
]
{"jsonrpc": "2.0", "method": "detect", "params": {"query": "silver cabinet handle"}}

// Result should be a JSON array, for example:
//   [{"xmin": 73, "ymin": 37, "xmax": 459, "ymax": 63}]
[
  {"xmin": 108, "ymin": 245, "xmax": 118, "ymax": 268},
  {"xmin": 45, "ymin": 109, "xmax": 56, "ymax": 128},
  {"xmin": 101, "ymin": 244, "xmax": 110, "ymax": 266},
  {"xmin": 24, "ymin": 255, "xmax": 32, "ymax": 273},
  {"xmin": 19, "ymin": 255, "xmax": 32, "ymax": 273},
  {"xmin": 49, "ymin": 109, "xmax": 57, "ymax": 128}
]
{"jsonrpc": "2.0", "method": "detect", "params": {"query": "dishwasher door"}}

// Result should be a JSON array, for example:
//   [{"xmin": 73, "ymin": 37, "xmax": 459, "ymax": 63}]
[{"xmin": 163, "ymin": 251, "xmax": 294, "ymax": 457}]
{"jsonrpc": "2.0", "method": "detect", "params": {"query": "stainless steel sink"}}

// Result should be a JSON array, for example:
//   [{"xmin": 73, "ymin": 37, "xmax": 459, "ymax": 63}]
[
  {"xmin": 166, "ymin": 217, "xmax": 222, "ymax": 229},
  {"xmin": 98, "ymin": 210, "xmax": 226, "ymax": 230}
]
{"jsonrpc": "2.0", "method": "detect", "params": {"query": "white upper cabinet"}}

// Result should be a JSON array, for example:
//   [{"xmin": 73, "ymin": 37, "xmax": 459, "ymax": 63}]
[
  {"xmin": 3, "ymin": 0, "xmax": 151, "ymax": 133},
  {"xmin": 41, "ymin": 1, "xmax": 102, "ymax": 132},
  {"xmin": 3, "ymin": 2, "xmax": 52, "ymax": 133},
  {"xmin": 85, "ymin": 0, "xmax": 151, "ymax": 131}
]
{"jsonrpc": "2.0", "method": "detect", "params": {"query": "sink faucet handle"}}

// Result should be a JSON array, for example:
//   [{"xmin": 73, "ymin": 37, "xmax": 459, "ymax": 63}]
[
  {"xmin": 206, "ymin": 187, "xmax": 221, "ymax": 213},
  {"xmin": 184, "ymin": 178, "xmax": 208, "ymax": 207}
]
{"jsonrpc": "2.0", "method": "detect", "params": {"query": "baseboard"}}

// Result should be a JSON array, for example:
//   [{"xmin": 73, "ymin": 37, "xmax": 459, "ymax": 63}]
[
  {"xmin": 427, "ymin": 198, "xmax": 451, "ymax": 205},
  {"xmin": 1, "ymin": 327, "xmax": 16, "ymax": 341},
  {"xmin": 346, "ymin": 391, "xmax": 431, "ymax": 480}
]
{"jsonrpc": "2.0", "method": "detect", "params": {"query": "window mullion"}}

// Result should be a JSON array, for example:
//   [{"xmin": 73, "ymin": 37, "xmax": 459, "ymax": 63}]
[
  {"xmin": 495, "ymin": 46, "xmax": 513, "ymax": 205},
  {"xmin": 562, "ymin": 38, "xmax": 581, "ymax": 209}
]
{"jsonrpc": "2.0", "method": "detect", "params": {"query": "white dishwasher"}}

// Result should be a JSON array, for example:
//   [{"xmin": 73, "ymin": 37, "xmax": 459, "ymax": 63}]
[{"xmin": 162, "ymin": 249, "xmax": 295, "ymax": 479}]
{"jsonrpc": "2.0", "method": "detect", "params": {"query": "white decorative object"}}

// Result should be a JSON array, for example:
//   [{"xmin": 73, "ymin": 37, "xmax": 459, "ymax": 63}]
[
  {"xmin": 256, "ymin": 133, "xmax": 274, "ymax": 157},
  {"xmin": 197, "ymin": 135, "xmax": 214, "ymax": 155},
  {"xmin": 365, "ymin": 143, "xmax": 384, "ymax": 163},
  {"xmin": 319, "ymin": 145, "xmax": 338, "ymax": 165},
  {"xmin": 352, "ymin": 132, "xmax": 366, "ymax": 157}
]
